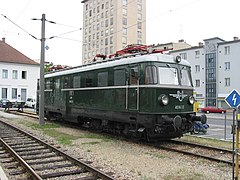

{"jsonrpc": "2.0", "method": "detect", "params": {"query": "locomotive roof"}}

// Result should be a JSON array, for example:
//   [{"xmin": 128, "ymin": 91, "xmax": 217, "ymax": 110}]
[{"xmin": 45, "ymin": 53, "xmax": 190, "ymax": 78}]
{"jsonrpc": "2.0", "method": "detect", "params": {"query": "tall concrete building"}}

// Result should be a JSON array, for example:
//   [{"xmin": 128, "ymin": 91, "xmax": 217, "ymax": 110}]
[{"xmin": 81, "ymin": 0, "xmax": 146, "ymax": 64}]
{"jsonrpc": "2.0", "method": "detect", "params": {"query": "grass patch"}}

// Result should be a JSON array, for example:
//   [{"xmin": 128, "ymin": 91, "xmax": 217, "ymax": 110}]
[
  {"xmin": 81, "ymin": 141, "xmax": 101, "ymax": 145},
  {"xmin": 28, "ymin": 122, "xmax": 60, "ymax": 130},
  {"xmin": 44, "ymin": 129, "xmax": 78, "ymax": 146},
  {"xmin": 181, "ymin": 135, "xmax": 232, "ymax": 149}
]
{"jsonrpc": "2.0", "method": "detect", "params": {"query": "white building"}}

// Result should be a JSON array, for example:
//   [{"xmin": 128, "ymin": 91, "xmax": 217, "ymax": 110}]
[
  {"xmin": 170, "ymin": 37, "xmax": 240, "ymax": 109},
  {"xmin": 0, "ymin": 38, "xmax": 40, "ymax": 102}
]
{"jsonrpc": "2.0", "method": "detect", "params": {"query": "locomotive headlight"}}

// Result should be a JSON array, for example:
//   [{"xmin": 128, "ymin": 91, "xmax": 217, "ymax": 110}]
[
  {"xmin": 158, "ymin": 94, "xmax": 169, "ymax": 105},
  {"xmin": 189, "ymin": 96, "xmax": 195, "ymax": 105}
]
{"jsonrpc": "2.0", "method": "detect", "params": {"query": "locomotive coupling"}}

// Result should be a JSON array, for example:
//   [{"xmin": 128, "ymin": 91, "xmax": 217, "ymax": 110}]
[{"xmin": 191, "ymin": 114, "xmax": 207, "ymax": 124}]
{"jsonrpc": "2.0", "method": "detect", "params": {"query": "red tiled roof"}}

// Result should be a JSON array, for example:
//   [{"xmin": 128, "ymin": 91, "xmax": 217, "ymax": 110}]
[{"xmin": 0, "ymin": 40, "xmax": 39, "ymax": 65}]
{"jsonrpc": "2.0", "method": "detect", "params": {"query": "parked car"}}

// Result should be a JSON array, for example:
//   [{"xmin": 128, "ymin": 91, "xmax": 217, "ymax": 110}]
[
  {"xmin": 25, "ymin": 98, "xmax": 36, "ymax": 109},
  {"xmin": 0, "ymin": 98, "xmax": 10, "ymax": 108},
  {"xmin": 201, "ymin": 106, "xmax": 226, "ymax": 114}
]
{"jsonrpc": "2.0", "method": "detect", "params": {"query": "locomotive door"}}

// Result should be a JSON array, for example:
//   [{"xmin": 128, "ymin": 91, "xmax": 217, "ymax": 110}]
[{"xmin": 127, "ymin": 66, "xmax": 139, "ymax": 111}]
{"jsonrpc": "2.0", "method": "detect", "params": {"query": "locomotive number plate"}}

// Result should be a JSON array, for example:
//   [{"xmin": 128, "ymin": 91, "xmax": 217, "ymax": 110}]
[{"xmin": 175, "ymin": 105, "xmax": 184, "ymax": 110}]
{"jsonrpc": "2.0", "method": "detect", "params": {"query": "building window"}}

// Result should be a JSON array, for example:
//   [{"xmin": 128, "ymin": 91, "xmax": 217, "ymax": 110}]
[
  {"xmin": 224, "ymin": 46, "xmax": 230, "ymax": 55},
  {"xmin": 225, "ymin": 78, "xmax": 230, "ymax": 86},
  {"xmin": 1, "ymin": 88, "xmax": 7, "ymax": 99},
  {"xmin": 12, "ymin": 70, "xmax": 18, "ymax": 79},
  {"xmin": 195, "ymin": 50, "xmax": 200, "ymax": 58},
  {"xmin": 122, "ymin": 37, "xmax": 127, "ymax": 44},
  {"xmin": 122, "ymin": 28, "xmax": 127, "ymax": 35},
  {"xmin": 73, "ymin": 76, "xmax": 81, "ymax": 88},
  {"xmin": 110, "ymin": 36, "xmax": 113, "ymax": 44},
  {"xmin": 2, "ymin": 69, "xmax": 8, "ymax": 79},
  {"xmin": 110, "ymin": 46, "xmax": 114, "ymax": 54},
  {"xmin": 110, "ymin": 28, "xmax": 114, "ymax": 34},
  {"xmin": 110, "ymin": 17, "xmax": 113, "ymax": 25},
  {"xmin": 105, "ymin": 47, "xmax": 108, "ymax": 55},
  {"xmin": 123, "ymin": 8, "xmax": 127, "ymax": 16},
  {"xmin": 180, "ymin": 53, "xmax": 187, "ymax": 60},
  {"xmin": 195, "ymin": 65, "xmax": 200, "ymax": 72},
  {"xmin": 137, "ymin": 22, "xmax": 142, "ymax": 29},
  {"xmin": 105, "ymin": 38, "xmax": 108, "ymax": 45},
  {"xmin": 195, "ymin": 80, "xmax": 200, "ymax": 87},
  {"xmin": 137, "ymin": 13, "xmax": 142, "ymax": 20},
  {"xmin": 225, "ymin": 62, "xmax": 230, "ymax": 70},
  {"xmin": 122, "ymin": 17, "xmax": 127, "ymax": 25},
  {"xmin": 105, "ymin": 19, "xmax": 109, "ymax": 27},
  {"xmin": 137, "ymin": 31, "xmax": 142, "ymax": 38},
  {"xmin": 137, "ymin": 4, "xmax": 142, "ymax": 11},
  {"xmin": 123, "ymin": 0, "xmax": 127, "ymax": 6},
  {"xmin": 22, "ymin": 71, "xmax": 27, "ymax": 79},
  {"xmin": 12, "ymin": 88, "xmax": 17, "ymax": 99}
]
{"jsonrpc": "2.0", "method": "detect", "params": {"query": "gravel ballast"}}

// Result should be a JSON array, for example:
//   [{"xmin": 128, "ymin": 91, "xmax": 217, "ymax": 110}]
[{"xmin": 0, "ymin": 112, "xmax": 232, "ymax": 180}]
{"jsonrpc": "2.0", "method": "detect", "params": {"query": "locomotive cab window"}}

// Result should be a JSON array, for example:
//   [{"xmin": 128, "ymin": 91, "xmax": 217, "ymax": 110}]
[
  {"xmin": 180, "ymin": 66, "xmax": 192, "ymax": 87},
  {"xmin": 159, "ymin": 66, "xmax": 179, "ymax": 85},
  {"xmin": 145, "ymin": 66, "xmax": 157, "ymax": 84},
  {"xmin": 130, "ymin": 67, "xmax": 139, "ymax": 85}
]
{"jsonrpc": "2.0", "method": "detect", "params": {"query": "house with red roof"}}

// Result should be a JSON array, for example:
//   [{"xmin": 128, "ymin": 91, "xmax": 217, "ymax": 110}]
[{"xmin": 0, "ymin": 38, "xmax": 40, "ymax": 104}]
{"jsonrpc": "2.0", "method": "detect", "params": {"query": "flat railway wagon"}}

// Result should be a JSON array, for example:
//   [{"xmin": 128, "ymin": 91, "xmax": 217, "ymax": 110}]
[{"xmin": 41, "ymin": 52, "xmax": 206, "ymax": 140}]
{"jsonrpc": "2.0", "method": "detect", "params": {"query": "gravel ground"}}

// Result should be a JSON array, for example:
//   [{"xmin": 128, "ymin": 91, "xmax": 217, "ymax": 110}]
[{"xmin": 0, "ymin": 113, "xmax": 232, "ymax": 180}]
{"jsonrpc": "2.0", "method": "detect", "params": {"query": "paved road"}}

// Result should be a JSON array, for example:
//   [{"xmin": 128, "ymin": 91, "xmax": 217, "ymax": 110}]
[{"xmin": 192, "ymin": 112, "xmax": 235, "ymax": 141}]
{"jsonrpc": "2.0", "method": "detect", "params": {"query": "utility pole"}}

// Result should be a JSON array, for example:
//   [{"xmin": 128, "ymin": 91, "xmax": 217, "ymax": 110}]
[{"xmin": 39, "ymin": 14, "xmax": 46, "ymax": 125}]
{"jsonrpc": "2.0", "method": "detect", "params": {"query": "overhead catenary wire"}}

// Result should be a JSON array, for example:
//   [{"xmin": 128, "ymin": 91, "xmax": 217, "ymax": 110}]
[
  {"xmin": 1, "ymin": 14, "xmax": 82, "ymax": 42},
  {"xmin": 1, "ymin": 14, "xmax": 38, "ymax": 40}
]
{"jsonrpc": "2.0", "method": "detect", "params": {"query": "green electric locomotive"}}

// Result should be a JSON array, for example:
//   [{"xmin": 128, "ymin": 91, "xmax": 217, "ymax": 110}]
[{"xmin": 42, "ymin": 51, "xmax": 206, "ymax": 140}]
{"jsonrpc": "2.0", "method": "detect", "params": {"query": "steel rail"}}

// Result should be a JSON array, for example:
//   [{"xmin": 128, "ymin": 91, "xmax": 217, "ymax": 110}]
[
  {"xmin": 0, "ymin": 120, "xmax": 114, "ymax": 180},
  {"xmin": 0, "ymin": 138, "xmax": 42, "ymax": 180}
]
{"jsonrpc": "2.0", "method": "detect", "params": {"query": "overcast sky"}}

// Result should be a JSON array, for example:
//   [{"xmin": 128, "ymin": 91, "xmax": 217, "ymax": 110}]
[{"xmin": 0, "ymin": 0, "xmax": 239, "ymax": 66}]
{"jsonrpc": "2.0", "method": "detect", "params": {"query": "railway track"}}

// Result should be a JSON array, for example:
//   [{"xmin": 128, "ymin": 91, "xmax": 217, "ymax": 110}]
[
  {"xmin": 5, "ymin": 110, "xmax": 235, "ymax": 167},
  {"xmin": 154, "ymin": 139, "xmax": 233, "ymax": 166},
  {"xmin": 0, "ymin": 120, "xmax": 114, "ymax": 180}
]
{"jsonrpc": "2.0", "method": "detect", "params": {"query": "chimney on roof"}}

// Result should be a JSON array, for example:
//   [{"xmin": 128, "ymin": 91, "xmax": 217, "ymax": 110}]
[
  {"xmin": 233, "ymin": 36, "xmax": 239, "ymax": 41},
  {"xmin": 178, "ymin": 39, "xmax": 184, "ymax": 43},
  {"xmin": 199, "ymin": 42, "xmax": 203, "ymax": 46},
  {"xmin": 2, "ymin": 37, "xmax": 5, "ymax": 42}
]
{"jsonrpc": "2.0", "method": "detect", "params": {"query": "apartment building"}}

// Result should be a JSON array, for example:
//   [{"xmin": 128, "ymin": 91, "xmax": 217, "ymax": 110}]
[
  {"xmin": 170, "ymin": 37, "xmax": 240, "ymax": 109},
  {"xmin": 0, "ymin": 38, "xmax": 40, "ymax": 102},
  {"xmin": 81, "ymin": 0, "xmax": 146, "ymax": 64}
]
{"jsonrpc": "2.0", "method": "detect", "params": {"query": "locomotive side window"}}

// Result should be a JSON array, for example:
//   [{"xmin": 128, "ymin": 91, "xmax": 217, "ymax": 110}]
[
  {"xmin": 98, "ymin": 72, "xmax": 108, "ymax": 87},
  {"xmin": 130, "ymin": 67, "xmax": 139, "ymax": 85},
  {"xmin": 85, "ymin": 74, "xmax": 93, "ymax": 87},
  {"xmin": 55, "ymin": 78, "xmax": 60, "ymax": 89},
  {"xmin": 114, "ymin": 69, "xmax": 126, "ymax": 86},
  {"xmin": 73, "ymin": 76, "xmax": 81, "ymax": 88},
  {"xmin": 145, "ymin": 66, "xmax": 157, "ymax": 84},
  {"xmin": 64, "ymin": 77, "xmax": 70, "ymax": 88},
  {"xmin": 159, "ymin": 66, "xmax": 179, "ymax": 85},
  {"xmin": 45, "ymin": 79, "xmax": 52, "ymax": 90}
]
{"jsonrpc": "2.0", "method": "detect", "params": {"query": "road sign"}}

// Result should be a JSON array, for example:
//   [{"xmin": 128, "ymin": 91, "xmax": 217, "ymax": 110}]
[{"xmin": 225, "ymin": 89, "xmax": 240, "ymax": 108}]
